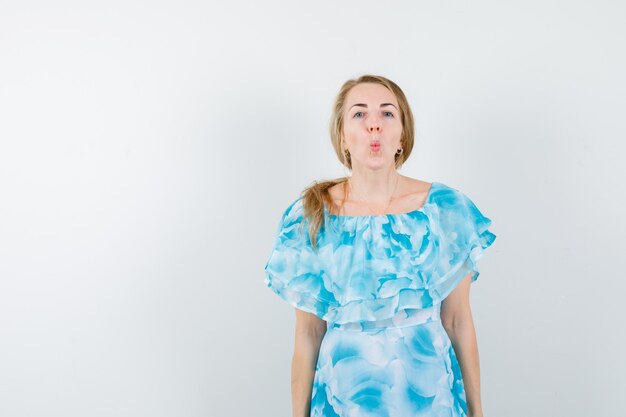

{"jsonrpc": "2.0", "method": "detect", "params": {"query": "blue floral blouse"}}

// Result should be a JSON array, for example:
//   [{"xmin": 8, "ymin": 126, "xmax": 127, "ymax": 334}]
[{"xmin": 264, "ymin": 181, "xmax": 496, "ymax": 325}]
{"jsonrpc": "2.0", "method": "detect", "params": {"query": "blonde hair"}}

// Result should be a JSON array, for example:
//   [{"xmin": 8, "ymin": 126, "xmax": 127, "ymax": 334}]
[{"xmin": 301, "ymin": 74, "xmax": 415, "ymax": 250}]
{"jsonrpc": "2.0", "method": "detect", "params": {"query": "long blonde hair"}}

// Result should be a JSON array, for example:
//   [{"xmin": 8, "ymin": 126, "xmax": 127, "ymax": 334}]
[{"xmin": 301, "ymin": 74, "xmax": 415, "ymax": 250}]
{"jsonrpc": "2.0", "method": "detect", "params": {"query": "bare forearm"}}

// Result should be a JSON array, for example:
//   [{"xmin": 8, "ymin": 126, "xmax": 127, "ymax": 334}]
[
  {"xmin": 445, "ymin": 318, "xmax": 483, "ymax": 417},
  {"xmin": 291, "ymin": 333, "xmax": 324, "ymax": 417}
]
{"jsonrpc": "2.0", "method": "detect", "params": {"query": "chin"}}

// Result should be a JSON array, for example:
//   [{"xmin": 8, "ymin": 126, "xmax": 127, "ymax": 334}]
[{"xmin": 363, "ymin": 158, "xmax": 391, "ymax": 169}]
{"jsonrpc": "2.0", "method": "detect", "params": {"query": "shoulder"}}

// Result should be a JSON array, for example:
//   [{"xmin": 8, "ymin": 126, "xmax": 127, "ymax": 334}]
[
  {"xmin": 430, "ymin": 181, "xmax": 474, "ymax": 208},
  {"xmin": 430, "ymin": 182, "xmax": 494, "ymax": 238},
  {"xmin": 273, "ymin": 196, "xmax": 310, "ymax": 242},
  {"xmin": 280, "ymin": 195, "xmax": 305, "ymax": 223},
  {"xmin": 399, "ymin": 177, "xmax": 432, "ymax": 203}
]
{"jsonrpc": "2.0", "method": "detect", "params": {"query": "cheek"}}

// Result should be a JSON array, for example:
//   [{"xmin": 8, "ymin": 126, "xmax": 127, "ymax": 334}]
[
  {"xmin": 388, "ymin": 120, "xmax": 403, "ymax": 135},
  {"xmin": 342, "ymin": 121, "xmax": 361, "ymax": 138}
]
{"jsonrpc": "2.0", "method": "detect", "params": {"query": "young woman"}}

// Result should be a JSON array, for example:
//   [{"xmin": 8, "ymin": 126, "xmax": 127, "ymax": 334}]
[{"xmin": 264, "ymin": 74, "xmax": 496, "ymax": 417}]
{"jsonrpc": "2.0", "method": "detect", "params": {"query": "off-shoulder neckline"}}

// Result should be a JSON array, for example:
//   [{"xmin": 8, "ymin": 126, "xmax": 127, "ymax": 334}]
[{"xmin": 325, "ymin": 181, "xmax": 438, "ymax": 219}]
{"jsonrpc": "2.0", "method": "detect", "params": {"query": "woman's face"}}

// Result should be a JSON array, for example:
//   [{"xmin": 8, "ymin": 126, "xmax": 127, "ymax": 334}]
[{"xmin": 342, "ymin": 82, "xmax": 403, "ymax": 170}]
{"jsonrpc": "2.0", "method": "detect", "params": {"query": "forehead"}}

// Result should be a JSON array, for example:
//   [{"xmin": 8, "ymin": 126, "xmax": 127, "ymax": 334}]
[{"xmin": 345, "ymin": 82, "xmax": 398, "ymax": 107}]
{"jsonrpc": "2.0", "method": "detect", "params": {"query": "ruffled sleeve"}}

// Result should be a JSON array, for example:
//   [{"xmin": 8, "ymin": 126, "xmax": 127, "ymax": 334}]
[
  {"xmin": 427, "ymin": 188, "xmax": 497, "ymax": 299},
  {"xmin": 462, "ymin": 191, "xmax": 497, "ymax": 280},
  {"xmin": 263, "ymin": 197, "xmax": 338, "ymax": 317}
]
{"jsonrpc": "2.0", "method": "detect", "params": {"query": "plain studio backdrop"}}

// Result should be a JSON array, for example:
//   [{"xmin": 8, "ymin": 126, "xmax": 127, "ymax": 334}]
[{"xmin": 1, "ymin": 1, "xmax": 624, "ymax": 416}]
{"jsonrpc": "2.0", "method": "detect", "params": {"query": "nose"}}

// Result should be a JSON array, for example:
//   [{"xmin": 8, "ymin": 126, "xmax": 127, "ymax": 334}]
[{"xmin": 367, "ymin": 115, "xmax": 381, "ymax": 132}]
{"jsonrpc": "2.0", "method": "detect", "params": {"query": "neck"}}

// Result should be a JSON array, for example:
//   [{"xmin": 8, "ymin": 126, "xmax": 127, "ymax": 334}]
[{"xmin": 348, "ymin": 167, "xmax": 401, "ymax": 203}]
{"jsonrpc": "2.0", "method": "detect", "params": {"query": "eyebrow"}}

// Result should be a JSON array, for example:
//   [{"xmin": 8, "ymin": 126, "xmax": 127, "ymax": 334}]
[{"xmin": 349, "ymin": 103, "xmax": 398, "ymax": 111}]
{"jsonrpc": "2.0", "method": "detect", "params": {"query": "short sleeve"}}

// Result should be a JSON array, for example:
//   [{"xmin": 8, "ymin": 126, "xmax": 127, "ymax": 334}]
[
  {"xmin": 435, "ymin": 188, "xmax": 497, "ymax": 290},
  {"xmin": 460, "ymin": 192, "xmax": 497, "ymax": 282},
  {"xmin": 263, "ymin": 198, "xmax": 338, "ymax": 318}
]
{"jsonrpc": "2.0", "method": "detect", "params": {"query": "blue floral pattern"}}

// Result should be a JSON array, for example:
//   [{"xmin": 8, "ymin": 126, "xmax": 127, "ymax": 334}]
[{"xmin": 264, "ymin": 182, "xmax": 496, "ymax": 417}]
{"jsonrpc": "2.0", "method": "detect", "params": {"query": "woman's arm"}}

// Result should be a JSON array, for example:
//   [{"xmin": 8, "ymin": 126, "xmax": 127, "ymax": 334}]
[
  {"xmin": 440, "ymin": 273, "xmax": 483, "ymax": 417},
  {"xmin": 291, "ymin": 308, "xmax": 327, "ymax": 417}
]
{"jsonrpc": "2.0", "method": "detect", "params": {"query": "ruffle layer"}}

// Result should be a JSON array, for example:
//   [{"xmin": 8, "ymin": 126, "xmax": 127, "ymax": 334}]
[{"xmin": 264, "ymin": 182, "xmax": 496, "ymax": 325}]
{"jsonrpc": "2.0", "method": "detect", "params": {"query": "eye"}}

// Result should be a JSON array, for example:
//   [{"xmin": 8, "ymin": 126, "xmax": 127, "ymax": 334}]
[
  {"xmin": 384, "ymin": 111, "xmax": 395, "ymax": 117},
  {"xmin": 353, "ymin": 111, "xmax": 364, "ymax": 118}
]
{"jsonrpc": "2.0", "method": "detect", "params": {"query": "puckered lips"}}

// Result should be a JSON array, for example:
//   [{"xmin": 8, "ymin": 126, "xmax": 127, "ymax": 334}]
[{"xmin": 370, "ymin": 140, "xmax": 381, "ymax": 152}]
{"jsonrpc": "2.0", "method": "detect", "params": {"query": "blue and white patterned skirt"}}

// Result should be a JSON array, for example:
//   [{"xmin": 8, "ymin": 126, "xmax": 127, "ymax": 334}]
[{"xmin": 310, "ymin": 305, "xmax": 468, "ymax": 417}]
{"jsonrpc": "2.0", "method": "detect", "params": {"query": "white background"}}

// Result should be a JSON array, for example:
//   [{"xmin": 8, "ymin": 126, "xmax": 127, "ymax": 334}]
[{"xmin": 1, "ymin": 1, "xmax": 624, "ymax": 416}]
